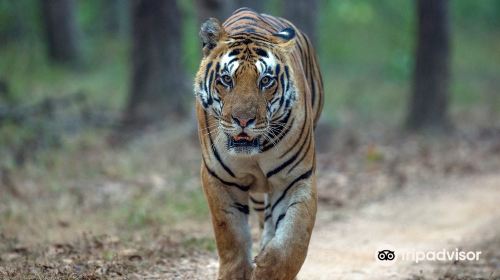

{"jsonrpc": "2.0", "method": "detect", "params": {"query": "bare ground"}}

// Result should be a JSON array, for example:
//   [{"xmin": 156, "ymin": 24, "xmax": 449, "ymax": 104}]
[
  {"xmin": 299, "ymin": 174, "xmax": 500, "ymax": 280},
  {"xmin": 1, "ymin": 125, "xmax": 500, "ymax": 279}
]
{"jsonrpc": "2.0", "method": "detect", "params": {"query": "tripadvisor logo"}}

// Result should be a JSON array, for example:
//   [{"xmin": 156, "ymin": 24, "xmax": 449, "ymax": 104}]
[
  {"xmin": 375, "ymin": 245, "xmax": 482, "ymax": 265},
  {"xmin": 401, "ymin": 248, "xmax": 482, "ymax": 264},
  {"xmin": 377, "ymin": 249, "xmax": 395, "ymax": 261},
  {"xmin": 374, "ymin": 244, "xmax": 398, "ymax": 265}
]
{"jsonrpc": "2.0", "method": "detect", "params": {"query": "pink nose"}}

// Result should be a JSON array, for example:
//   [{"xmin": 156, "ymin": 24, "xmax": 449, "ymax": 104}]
[{"xmin": 232, "ymin": 116, "xmax": 255, "ymax": 128}]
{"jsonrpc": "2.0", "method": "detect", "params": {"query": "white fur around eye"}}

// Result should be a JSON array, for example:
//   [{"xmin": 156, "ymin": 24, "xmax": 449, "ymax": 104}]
[
  {"xmin": 221, "ymin": 52, "xmax": 240, "ymax": 75},
  {"xmin": 255, "ymin": 52, "xmax": 277, "ymax": 75}
]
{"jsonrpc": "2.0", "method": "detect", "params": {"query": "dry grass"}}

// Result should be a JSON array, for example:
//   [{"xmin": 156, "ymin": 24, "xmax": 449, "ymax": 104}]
[{"xmin": 1, "ymin": 121, "xmax": 500, "ymax": 278}]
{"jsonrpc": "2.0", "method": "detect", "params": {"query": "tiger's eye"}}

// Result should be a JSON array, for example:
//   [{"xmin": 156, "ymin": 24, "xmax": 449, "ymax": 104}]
[
  {"xmin": 222, "ymin": 75, "xmax": 232, "ymax": 84},
  {"xmin": 260, "ymin": 76, "xmax": 273, "ymax": 88},
  {"xmin": 261, "ymin": 77, "xmax": 269, "ymax": 85}
]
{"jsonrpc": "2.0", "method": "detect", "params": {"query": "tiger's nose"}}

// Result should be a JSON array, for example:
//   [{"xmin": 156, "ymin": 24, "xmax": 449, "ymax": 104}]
[{"xmin": 232, "ymin": 115, "xmax": 255, "ymax": 128}]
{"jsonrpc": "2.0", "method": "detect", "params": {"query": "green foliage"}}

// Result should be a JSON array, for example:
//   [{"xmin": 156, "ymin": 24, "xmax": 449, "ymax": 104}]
[
  {"xmin": 182, "ymin": 237, "xmax": 216, "ymax": 252},
  {"xmin": 1, "ymin": 0, "xmax": 498, "ymax": 125},
  {"xmin": 0, "ymin": 0, "xmax": 497, "ymax": 170},
  {"xmin": 179, "ymin": 0, "xmax": 202, "ymax": 73},
  {"xmin": 109, "ymin": 188, "xmax": 208, "ymax": 229},
  {"xmin": 451, "ymin": 0, "xmax": 500, "ymax": 29},
  {"xmin": 316, "ymin": 0, "xmax": 500, "ymax": 123},
  {"xmin": 0, "ymin": 0, "xmax": 42, "ymax": 42}
]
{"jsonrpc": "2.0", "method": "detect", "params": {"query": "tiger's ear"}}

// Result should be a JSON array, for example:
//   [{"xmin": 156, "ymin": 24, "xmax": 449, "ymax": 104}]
[
  {"xmin": 199, "ymin": 18, "xmax": 227, "ymax": 57},
  {"xmin": 272, "ymin": 27, "xmax": 296, "ymax": 52}
]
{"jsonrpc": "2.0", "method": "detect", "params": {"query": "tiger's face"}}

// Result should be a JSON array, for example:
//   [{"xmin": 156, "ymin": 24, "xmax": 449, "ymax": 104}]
[{"xmin": 195, "ymin": 19, "xmax": 297, "ymax": 156}]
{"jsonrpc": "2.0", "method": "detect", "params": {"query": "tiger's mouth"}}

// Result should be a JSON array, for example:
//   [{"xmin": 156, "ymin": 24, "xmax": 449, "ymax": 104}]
[{"xmin": 227, "ymin": 132, "xmax": 261, "ymax": 151}]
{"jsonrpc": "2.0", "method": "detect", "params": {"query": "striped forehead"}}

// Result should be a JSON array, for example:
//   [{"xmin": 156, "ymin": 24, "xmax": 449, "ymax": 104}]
[
  {"xmin": 220, "ymin": 47, "xmax": 277, "ymax": 76},
  {"xmin": 255, "ymin": 51, "xmax": 277, "ymax": 75},
  {"xmin": 220, "ymin": 51, "xmax": 240, "ymax": 75}
]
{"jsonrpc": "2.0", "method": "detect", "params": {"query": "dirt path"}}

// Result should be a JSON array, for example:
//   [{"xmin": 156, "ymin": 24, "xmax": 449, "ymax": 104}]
[
  {"xmin": 298, "ymin": 174, "xmax": 500, "ymax": 279},
  {"xmin": 3, "ymin": 174, "xmax": 498, "ymax": 279}
]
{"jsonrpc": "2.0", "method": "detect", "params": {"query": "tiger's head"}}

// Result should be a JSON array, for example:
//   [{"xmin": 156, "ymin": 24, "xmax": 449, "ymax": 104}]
[{"xmin": 194, "ymin": 18, "xmax": 297, "ymax": 156}]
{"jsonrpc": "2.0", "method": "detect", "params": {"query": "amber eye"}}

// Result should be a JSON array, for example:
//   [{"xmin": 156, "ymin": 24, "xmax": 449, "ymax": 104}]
[
  {"xmin": 220, "ymin": 74, "xmax": 233, "ymax": 87},
  {"xmin": 260, "ymin": 76, "xmax": 274, "ymax": 89}
]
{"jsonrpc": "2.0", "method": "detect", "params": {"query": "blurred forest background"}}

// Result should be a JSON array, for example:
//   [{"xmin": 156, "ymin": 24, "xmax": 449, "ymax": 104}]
[{"xmin": 0, "ymin": 0, "xmax": 499, "ymax": 278}]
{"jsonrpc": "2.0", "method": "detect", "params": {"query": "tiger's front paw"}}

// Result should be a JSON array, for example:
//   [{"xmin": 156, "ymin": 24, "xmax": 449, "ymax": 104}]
[
  {"xmin": 218, "ymin": 262, "xmax": 253, "ymax": 280},
  {"xmin": 251, "ymin": 245, "xmax": 292, "ymax": 280}
]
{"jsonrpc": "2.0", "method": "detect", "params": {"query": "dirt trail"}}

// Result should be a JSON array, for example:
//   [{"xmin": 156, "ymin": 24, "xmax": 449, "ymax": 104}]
[{"xmin": 298, "ymin": 174, "xmax": 500, "ymax": 279}]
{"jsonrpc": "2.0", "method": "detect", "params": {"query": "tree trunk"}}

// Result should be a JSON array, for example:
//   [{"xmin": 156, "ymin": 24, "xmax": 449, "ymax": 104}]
[
  {"xmin": 102, "ymin": 0, "xmax": 129, "ymax": 37},
  {"xmin": 282, "ymin": 0, "xmax": 318, "ymax": 45},
  {"xmin": 123, "ymin": 0, "xmax": 187, "ymax": 128},
  {"xmin": 41, "ymin": 0, "xmax": 81, "ymax": 65},
  {"xmin": 407, "ymin": 0, "xmax": 451, "ymax": 130}
]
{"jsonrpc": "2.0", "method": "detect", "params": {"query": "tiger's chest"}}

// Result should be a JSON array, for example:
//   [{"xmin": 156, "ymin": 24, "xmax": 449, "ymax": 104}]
[{"xmin": 207, "ymin": 141, "xmax": 303, "ymax": 194}]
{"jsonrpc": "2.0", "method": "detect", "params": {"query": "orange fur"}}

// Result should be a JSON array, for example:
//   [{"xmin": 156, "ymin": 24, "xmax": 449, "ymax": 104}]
[{"xmin": 194, "ymin": 8, "xmax": 324, "ymax": 280}]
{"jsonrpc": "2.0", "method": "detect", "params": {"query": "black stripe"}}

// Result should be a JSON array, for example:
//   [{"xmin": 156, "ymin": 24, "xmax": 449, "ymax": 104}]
[
  {"xmin": 207, "ymin": 70, "xmax": 214, "ymax": 106},
  {"xmin": 271, "ymin": 168, "xmax": 313, "ymax": 212},
  {"xmin": 262, "ymin": 110, "xmax": 294, "ymax": 152},
  {"xmin": 284, "ymin": 66, "xmax": 290, "ymax": 91},
  {"xmin": 275, "ymin": 213, "xmax": 286, "ymax": 230},
  {"xmin": 254, "ymin": 204, "xmax": 270, "ymax": 211},
  {"xmin": 255, "ymin": 48, "xmax": 268, "ymax": 57},
  {"xmin": 199, "ymin": 82, "xmax": 208, "ymax": 108},
  {"xmin": 288, "ymin": 131, "xmax": 312, "ymax": 174},
  {"xmin": 231, "ymin": 25, "xmax": 250, "ymax": 31},
  {"xmin": 264, "ymin": 117, "xmax": 294, "ymax": 150},
  {"xmin": 263, "ymin": 109, "xmax": 290, "ymax": 145},
  {"xmin": 250, "ymin": 196, "xmax": 264, "ymax": 205},
  {"xmin": 204, "ymin": 111, "xmax": 235, "ymax": 177},
  {"xmin": 203, "ymin": 158, "xmax": 249, "ymax": 192},
  {"xmin": 211, "ymin": 108, "xmax": 219, "ymax": 117},
  {"xmin": 228, "ymin": 49, "xmax": 241, "ymax": 56},
  {"xmin": 296, "ymin": 41, "xmax": 305, "ymax": 63},
  {"xmin": 262, "ymin": 119, "xmax": 294, "ymax": 151},
  {"xmin": 228, "ymin": 57, "xmax": 238, "ymax": 64},
  {"xmin": 266, "ymin": 127, "xmax": 311, "ymax": 178},
  {"xmin": 302, "ymin": 34, "xmax": 317, "ymax": 108},
  {"xmin": 260, "ymin": 14, "xmax": 281, "ymax": 31},
  {"xmin": 258, "ymin": 58, "xmax": 268, "ymax": 69},
  {"xmin": 233, "ymin": 203, "xmax": 250, "ymax": 215},
  {"xmin": 275, "ymin": 201, "xmax": 302, "ymax": 230},
  {"xmin": 262, "ymin": 14, "xmax": 286, "ymax": 30},
  {"xmin": 278, "ymin": 73, "xmax": 286, "ymax": 108},
  {"xmin": 232, "ymin": 32, "xmax": 270, "ymax": 42},
  {"xmin": 280, "ymin": 98, "xmax": 308, "ymax": 158},
  {"xmin": 272, "ymin": 108, "xmax": 289, "ymax": 122},
  {"xmin": 269, "ymin": 94, "xmax": 280, "ymax": 106},
  {"xmin": 204, "ymin": 62, "xmax": 213, "ymax": 106},
  {"xmin": 264, "ymin": 213, "xmax": 272, "ymax": 221}
]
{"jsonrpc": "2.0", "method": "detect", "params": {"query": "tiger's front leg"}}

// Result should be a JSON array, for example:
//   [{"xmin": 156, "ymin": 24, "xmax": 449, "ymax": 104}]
[
  {"xmin": 201, "ymin": 165, "xmax": 253, "ymax": 280},
  {"xmin": 252, "ymin": 173, "xmax": 317, "ymax": 280}
]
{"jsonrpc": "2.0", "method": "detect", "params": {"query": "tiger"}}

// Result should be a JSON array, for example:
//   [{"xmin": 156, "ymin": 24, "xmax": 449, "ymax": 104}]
[{"xmin": 194, "ymin": 7, "xmax": 324, "ymax": 280}]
